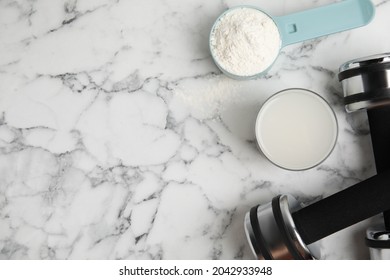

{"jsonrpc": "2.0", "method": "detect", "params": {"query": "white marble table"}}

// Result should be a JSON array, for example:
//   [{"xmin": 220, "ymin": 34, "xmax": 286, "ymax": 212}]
[{"xmin": 0, "ymin": 0, "xmax": 389, "ymax": 260}]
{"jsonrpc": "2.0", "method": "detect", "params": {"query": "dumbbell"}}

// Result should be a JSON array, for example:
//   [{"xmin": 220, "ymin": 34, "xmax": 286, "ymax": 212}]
[
  {"xmin": 339, "ymin": 53, "xmax": 390, "ymax": 259},
  {"xmin": 245, "ymin": 53, "xmax": 390, "ymax": 260},
  {"xmin": 245, "ymin": 170, "xmax": 390, "ymax": 259}
]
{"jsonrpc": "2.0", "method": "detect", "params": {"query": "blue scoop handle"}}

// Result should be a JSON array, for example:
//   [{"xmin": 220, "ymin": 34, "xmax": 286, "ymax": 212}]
[{"xmin": 274, "ymin": 0, "xmax": 375, "ymax": 47}]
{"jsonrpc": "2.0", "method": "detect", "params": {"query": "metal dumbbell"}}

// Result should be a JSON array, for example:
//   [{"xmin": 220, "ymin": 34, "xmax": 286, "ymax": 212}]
[
  {"xmin": 245, "ymin": 171, "xmax": 390, "ymax": 259},
  {"xmin": 339, "ymin": 53, "xmax": 390, "ymax": 259}
]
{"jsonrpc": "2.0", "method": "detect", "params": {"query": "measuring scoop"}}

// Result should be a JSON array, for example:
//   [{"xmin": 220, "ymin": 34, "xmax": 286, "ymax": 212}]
[{"xmin": 209, "ymin": 0, "xmax": 375, "ymax": 80}]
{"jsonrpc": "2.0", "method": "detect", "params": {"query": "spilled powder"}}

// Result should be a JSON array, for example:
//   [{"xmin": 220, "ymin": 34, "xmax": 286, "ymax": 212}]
[{"xmin": 173, "ymin": 75, "xmax": 243, "ymax": 119}]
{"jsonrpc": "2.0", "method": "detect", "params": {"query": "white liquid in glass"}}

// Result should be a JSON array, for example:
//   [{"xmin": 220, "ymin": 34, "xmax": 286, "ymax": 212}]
[{"xmin": 256, "ymin": 89, "xmax": 338, "ymax": 170}]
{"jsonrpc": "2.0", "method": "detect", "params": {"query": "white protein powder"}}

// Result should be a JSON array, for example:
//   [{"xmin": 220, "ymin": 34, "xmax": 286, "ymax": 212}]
[
  {"xmin": 210, "ymin": 7, "xmax": 281, "ymax": 77},
  {"xmin": 173, "ymin": 75, "xmax": 243, "ymax": 119}
]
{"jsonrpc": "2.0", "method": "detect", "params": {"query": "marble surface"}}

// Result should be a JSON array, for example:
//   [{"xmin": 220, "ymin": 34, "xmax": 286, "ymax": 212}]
[{"xmin": 0, "ymin": 0, "xmax": 389, "ymax": 260}]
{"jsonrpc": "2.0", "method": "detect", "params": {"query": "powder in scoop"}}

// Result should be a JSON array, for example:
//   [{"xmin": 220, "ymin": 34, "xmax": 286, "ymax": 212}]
[{"xmin": 210, "ymin": 7, "xmax": 281, "ymax": 77}]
